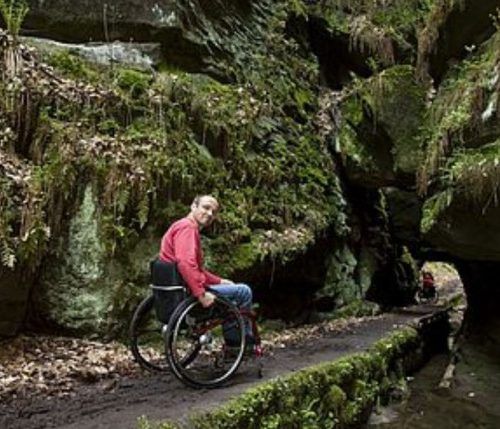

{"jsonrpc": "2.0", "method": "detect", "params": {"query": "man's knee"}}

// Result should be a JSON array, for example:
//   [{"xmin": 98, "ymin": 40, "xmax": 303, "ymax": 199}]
[{"xmin": 239, "ymin": 283, "xmax": 252, "ymax": 300}]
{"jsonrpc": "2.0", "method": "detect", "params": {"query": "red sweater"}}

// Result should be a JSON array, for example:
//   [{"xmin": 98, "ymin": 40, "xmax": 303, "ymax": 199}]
[{"xmin": 159, "ymin": 218, "xmax": 221, "ymax": 297}]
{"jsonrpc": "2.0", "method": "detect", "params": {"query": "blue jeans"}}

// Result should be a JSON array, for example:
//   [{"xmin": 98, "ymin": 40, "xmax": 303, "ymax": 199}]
[{"xmin": 209, "ymin": 283, "xmax": 253, "ymax": 343}]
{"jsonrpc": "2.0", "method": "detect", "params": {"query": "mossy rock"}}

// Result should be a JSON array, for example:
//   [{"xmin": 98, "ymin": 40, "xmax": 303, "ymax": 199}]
[{"xmin": 339, "ymin": 65, "xmax": 426, "ymax": 183}]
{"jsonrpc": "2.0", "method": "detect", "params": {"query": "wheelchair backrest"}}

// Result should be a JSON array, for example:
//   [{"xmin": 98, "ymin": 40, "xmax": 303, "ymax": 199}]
[
  {"xmin": 150, "ymin": 258, "xmax": 185, "ymax": 286},
  {"xmin": 150, "ymin": 258, "xmax": 187, "ymax": 324}
]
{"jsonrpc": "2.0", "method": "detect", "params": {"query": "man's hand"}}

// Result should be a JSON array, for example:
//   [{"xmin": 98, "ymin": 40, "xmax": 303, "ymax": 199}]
[
  {"xmin": 199, "ymin": 291, "xmax": 216, "ymax": 307},
  {"xmin": 220, "ymin": 278, "xmax": 234, "ymax": 284}
]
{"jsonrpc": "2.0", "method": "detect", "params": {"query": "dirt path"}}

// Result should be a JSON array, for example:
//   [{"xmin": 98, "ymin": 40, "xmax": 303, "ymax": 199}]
[{"xmin": 0, "ymin": 308, "xmax": 446, "ymax": 429}]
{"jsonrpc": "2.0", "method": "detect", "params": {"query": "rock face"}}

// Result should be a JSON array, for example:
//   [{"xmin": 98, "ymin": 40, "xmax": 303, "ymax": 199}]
[
  {"xmin": 22, "ymin": 0, "xmax": 253, "ymax": 77},
  {"xmin": 422, "ymin": 0, "xmax": 500, "ymax": 83},
  {"xmin": 1, "ymin": 1, "xmax": 360, "ymax": 335},
  {"xmin": 416, "ymin": 8, "xmax": 500, "ymax": 337},
  {"xmin": 423, "ymin": 202, "xmax": 500, "ymax": 261},
  {"xmin": 1, "ymin": 0, "xmax": 499, "ymax": 339},
  {"xmin": 384, "ymin": 188, "xmax": 422, "ymax": 251}
]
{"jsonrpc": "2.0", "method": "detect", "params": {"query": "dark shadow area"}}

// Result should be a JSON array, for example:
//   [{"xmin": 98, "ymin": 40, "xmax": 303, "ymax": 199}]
[
  {"xmin": 427, "ymin": 0, "xmax": 499, "ymax": 84},
  {"xmin": 308, "ymin": 16, "xmax": 372, "ymax": 89}
]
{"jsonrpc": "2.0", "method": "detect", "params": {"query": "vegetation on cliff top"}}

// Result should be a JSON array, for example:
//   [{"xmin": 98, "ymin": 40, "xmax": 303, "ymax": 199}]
[
  {"xmin": 307, "ymin": 0, "xmax": 435, "ymax": 66},
  {"xmin": 419, "ymin": 23, "xmax": 500, "ymax": 231}
]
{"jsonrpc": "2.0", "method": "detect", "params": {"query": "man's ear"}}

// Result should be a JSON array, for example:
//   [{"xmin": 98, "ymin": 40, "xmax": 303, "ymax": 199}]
[{"xmin": 190, "ymin": 202, "xmax": 197, "ymax": 212}]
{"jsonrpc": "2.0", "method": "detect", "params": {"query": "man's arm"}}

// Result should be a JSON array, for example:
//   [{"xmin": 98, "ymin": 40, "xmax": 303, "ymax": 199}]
[
  {"xmin": 174, "ymin": 227, "xmax": 207, "ymax": 298},
  {"xmin": 204, "ymin": 269, "xmax": 222, "ymax": 285}
]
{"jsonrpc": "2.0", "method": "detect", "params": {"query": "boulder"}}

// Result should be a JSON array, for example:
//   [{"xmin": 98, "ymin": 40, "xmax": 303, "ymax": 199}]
[{"xmin": 422, "ymin": 199, "xmax": 500, "ymax": 261}]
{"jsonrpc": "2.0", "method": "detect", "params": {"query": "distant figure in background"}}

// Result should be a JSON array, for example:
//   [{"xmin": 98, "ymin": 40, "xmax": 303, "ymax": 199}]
[
  {"xmin": 418, "ymin": 270, "xmax": 438, "ymax": 303},
  {"xmin": 422, "ymin": 271, "xmax": 435, "ymax": 291},
  {"xmin": 159, "ymin": 195, "xmax": 254, "ymax": 343}
]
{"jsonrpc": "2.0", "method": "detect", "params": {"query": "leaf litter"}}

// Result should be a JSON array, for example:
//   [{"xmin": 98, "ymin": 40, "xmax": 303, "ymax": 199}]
[{"xmin": 0, "ymin": 314, "xmax": 382, "ymax": 403}]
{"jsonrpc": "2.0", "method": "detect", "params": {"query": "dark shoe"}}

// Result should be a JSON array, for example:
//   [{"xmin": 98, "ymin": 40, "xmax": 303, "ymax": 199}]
[
  {"xmin": 224, "ymin": 343, "xmax": 254, "ymax": 360},
  {"xmin": 225, "ymin": 334, "xmax": 256, "ymax": 348}
]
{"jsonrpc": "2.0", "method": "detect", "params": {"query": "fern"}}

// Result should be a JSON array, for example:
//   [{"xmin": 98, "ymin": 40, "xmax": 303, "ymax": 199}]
[{"xmin": 0, "ymin": 0, "xmax": 29, "ymax": 39}]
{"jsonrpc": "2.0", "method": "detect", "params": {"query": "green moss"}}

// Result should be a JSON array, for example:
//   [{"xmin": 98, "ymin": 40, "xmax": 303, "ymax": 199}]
[
  {"xmin": 357, "ymin": 246, "xmax": 378, "ymax": 294},
  {"xmin": 340, "ymin": 65, "xmax": 426, "ymax": 176},
  {"xmin": 321, "ymin": 244, "xmax": 359, "ymax": 306},
  {"xmin": 421, "ymin": 139, "xmax": 500, "ymax": 230},
  {"xmin": 448, "ymin": 141, "xmax": 500, "ymax": 204},
  {"xmin": 114, "ymin": 68, "xmax": 152, "ymax": 98},
  {"xmin": 209, "ymin": 241, "xmax": 262, "ymax": 277},
  {"xmin": 46, "ymin": 50, "xmax": 98, "ymax": 80},
  {"xmin": 42, "ymin": 185, "xmax": 108, "ymax": 332},
  {"xmin": 400, "ymin": 245, "xmax": 419, "ymax": 279},
  {"xmin": 337, "ymin": 116, "xmax": 379, "ymax": 173},
  {"xmin": 0, "ymin": 1, "xmax": 359, "ymax": 332}
]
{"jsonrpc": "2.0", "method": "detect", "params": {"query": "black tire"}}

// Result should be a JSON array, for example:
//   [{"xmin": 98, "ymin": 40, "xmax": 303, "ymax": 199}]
[
  {"xmin": 416, "ymin": 289, "xmax": 439, "ymax": 305},
  {"xmin": 429, "ymin": 290, "xmax": 439, "ymax": 304},
  {"xmin": 165, "ymin": 296, "xmax": 246, "ymax": 388},
  {"xmin": 129, "ymin": 295, "xmax": 169, "ymax": 372}
]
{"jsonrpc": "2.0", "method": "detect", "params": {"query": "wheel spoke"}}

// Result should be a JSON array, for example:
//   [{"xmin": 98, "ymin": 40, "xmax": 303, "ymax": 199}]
[{"xmin": 166, "ymin": 297, "xmax": 246, "ymax": 387}]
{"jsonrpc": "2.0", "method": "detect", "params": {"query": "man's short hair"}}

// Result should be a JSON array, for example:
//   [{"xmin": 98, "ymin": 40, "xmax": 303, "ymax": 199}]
[{"xmin": 192, "ymin": 195, "xmax": 219, "ymax": 208}]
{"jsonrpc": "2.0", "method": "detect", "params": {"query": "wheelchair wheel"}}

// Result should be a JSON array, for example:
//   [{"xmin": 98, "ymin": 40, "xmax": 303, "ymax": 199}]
[
  {"xmin": 129, "ymin": 295, "xmax": 169, "ymax": 372},
  {"xmin": 165, "ymin": 296, "xmax": 246, "ymax": 388},
  {"xmin": 416, "ymin": 288, "xmax": 439, "ymax": 305}
]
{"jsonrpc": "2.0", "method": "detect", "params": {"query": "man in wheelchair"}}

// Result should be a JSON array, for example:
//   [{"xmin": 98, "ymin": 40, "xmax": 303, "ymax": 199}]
[{"xmin": 158, "ymin": 194, "xmax": 255, "ymax": 347}]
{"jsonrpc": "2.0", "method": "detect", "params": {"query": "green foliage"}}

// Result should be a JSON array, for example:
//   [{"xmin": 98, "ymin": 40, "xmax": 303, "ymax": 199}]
[
  {"xmin": 0, "ymin": 0, "xmax": 28, "ymax": 38},
  {"xmin": 114, "ymin": 69, "xmax": 151, "ymax": 98},
  {"xmin": 420, "ymin": 189, "xmax": 453, "ymax": 233},
  {"xmin": 308, "ymin": 0, "xmax": 433, "ymax": 65},
  {"xmin": 421, "ymin": 139, "xmax": 500, "ymax": 230},
  {"xmin": 0, "ymin": 0, "xmax": 354, "ymax": 333},
  {"xmin": 321, "ymin": 244, "xmax": 359, "ymax": 305},
  {"xmin": 416, "ymin": 0, "xmax": 465, "ymax": 79},
  {"xmin": 41, "ymin": 186, "xmax": 108, "ymax": 332},
  {"xmin": 447, "ymin": 142, "xmax": 500, "ymax": 208},
  {"xmin": 418, "ymin": 29, "xmax": 500, "ymax": 194},
  {"xmin": 46, "ymin": 50, "xmax": 97, "ymax": 80},
  {"xmin": 417, "ymin": 28, "xmax": 500, "ymax": 235}
]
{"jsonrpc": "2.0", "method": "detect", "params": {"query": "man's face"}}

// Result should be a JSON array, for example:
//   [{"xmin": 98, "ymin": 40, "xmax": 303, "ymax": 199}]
[{"xmin": 191, "ymin": 196, "xmax": 219, "ymax": 227}]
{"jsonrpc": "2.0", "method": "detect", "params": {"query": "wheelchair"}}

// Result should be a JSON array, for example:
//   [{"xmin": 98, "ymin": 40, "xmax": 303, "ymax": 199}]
[{"xmin": 129, "ymin": 259, "xmax": 262, "ymax": 388}]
